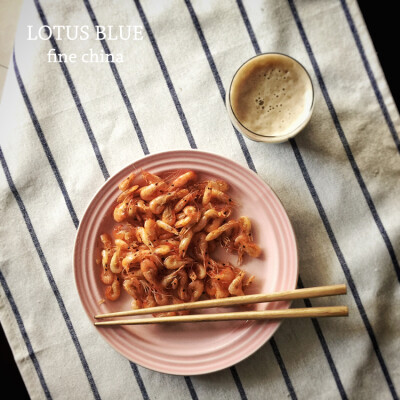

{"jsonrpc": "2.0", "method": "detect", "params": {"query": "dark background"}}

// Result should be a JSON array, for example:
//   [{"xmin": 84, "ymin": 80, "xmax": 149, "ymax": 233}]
[{"xmin": 0, "ymin": 3, "xmax": 398, "ymax": 398}]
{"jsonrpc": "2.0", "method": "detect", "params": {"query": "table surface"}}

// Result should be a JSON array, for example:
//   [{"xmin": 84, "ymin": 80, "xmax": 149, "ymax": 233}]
[{"xmin": 0, "ymin": 2, "xmax": 398, "ymax": 398}]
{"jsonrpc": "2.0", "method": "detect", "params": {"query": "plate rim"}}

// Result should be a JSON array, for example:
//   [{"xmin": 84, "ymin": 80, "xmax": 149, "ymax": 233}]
[{"xmin": 73, "ymin": 148, "xmax": 299, "ymax": 375}]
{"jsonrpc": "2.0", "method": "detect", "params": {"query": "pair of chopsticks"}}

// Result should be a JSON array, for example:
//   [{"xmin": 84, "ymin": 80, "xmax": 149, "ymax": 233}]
[{"xmin": 94, "ymin": 284, "xmax": 348, "ymax": 326}]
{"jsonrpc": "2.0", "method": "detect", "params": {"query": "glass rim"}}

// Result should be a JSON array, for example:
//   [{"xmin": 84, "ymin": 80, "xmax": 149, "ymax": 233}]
[{"xmin": 227, "ymin": 52, "xmax": 315, "ymax": 139}]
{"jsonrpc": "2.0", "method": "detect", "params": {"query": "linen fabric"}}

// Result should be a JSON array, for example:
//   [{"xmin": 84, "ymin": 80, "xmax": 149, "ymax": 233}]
[{"xmin": 0, "ymin": 0, "xmax": 399, "ymax": 399}]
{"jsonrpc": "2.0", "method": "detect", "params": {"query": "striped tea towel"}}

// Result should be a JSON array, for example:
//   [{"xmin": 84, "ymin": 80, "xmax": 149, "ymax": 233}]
[{"xmin": 0, "ymin": 0, "xmax": 399, "ymax": 399}]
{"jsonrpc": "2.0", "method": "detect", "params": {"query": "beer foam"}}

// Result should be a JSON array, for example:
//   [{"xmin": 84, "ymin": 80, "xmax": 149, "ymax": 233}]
[{"xmin": 230, "ymin": 54, "xmax": 313, "ymax": 138}]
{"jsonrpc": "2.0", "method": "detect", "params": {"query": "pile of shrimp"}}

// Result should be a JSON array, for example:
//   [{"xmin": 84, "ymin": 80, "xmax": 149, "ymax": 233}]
[{"xmin": 98, "ymin": 169, "xmax": 262, "ymax": 316}]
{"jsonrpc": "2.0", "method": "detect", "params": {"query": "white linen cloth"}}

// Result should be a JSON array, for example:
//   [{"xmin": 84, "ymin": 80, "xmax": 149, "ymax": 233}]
[{"xmin": 0, "ymin": 0, "xmax": 399, "ymax": 399}]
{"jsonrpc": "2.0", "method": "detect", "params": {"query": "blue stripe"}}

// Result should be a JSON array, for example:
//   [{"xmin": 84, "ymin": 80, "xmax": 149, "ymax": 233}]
[
  {"xmin": 33, "ymin": 0, "xmax": 109, "ymax": 180},
  {"xmin": 12, "ymin": 51, "xmax": 79, "ymax": 229},
  {"xmin": 230, "ymin": 366, "xmax": 248, "ymax": 400},
  {"xmin": 340, "ymin": 0, "xmax": 400, "ymax": 153},
  {"xmin": 270, "ymin": 338, "xmax": 297, "ymax": 400},
  {"xmin": 237, "ymin": 1, "xmax": 398, "ymax": 397},
  {"xmin": 129, "ymin": 363, "xmax": 150, "ymax": 400},
  {"xmin": 297, "ymin": 277, "xmax": 347, "ymax": 400},
  {"xmin": 290, "ymin": 139, "xmax": 398, "ymax": 400},
  {"xmin": 83, "ymin": 0, "xmax": 149, "ymax": 155},
  {"xmin": 287, "ymin": 0, "xmax": 400, "ymax": 283},
  {"xmin": 134, "ymin": 1, "xmax": 250, "ymax": 396},
  {"xmin": 14, "ymin": 39, "xmax": 149, "ymax": 398},
  {"xmin": 184, "ymin": 0, "xmax": 256, "ymax": 172},
  {"xmin": 184, "ymin": 376, "xmax": 199, "ymax": 400},
  {"xmin": 184, "ymin": 0, "xmax": 299, "ymax": 395},
  {"xmin": 0, "ymin": 270, "xmax": 52, "ymax": 399},
  {"xmin": 131, "ymin": 1, "xmax": 200, "ymax": 396},
  {"xmin": 235, "ymin": 0, "xmax": 261, "ymax": 55},
  {"xmin": 82, "ymin": 1, "xmax": 190, "ymax": 395},
  {"xmin": 0, "ymin": 147, "xmax": 101, "ymax": 400},
  {"xmin": 134, "ymin": 0, "xmax": 197, "ymax": 149}
]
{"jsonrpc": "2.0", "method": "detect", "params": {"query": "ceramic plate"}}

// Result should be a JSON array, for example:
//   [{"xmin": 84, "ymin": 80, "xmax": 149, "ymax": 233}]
[{"xmin": 73, "ymin": 150, "xmax": 298, "ymax": 375}]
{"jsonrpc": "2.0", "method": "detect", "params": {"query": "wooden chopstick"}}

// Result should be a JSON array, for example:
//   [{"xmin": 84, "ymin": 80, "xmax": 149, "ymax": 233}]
[
  {"xmin": 94, "ymin": 284, "xmax": 347, "ymax": 320},
  {"xmin": 94, "ymin": 306, "xmax": 348, "ymax": 326},
  {"xmin": 95, "ymin": 284, "xmax": 347, "ymax": 319}
]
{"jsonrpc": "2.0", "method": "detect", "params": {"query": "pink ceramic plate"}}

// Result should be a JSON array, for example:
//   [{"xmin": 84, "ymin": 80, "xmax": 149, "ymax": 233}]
[{"xmin": 73, "ymin": 150, "xmax": 298, "ymax": 375}]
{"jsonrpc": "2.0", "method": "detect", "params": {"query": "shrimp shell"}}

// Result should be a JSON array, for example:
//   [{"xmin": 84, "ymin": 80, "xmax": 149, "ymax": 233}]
[
  {"xmin": 105, "ymin": 276, "xmax": 121, "ymax": 301},
  {"xmin": 156, "ymin": 220, "xmax": 179, "ymax": 235},
  {"xmin": 162, "ymin": 205, "xmax": 176, "ymax": 226},
  {"xmin": 117, "ymin": 185, "xmax": 139, "ymax": 203},
  {"xmin": 179, "ymin": 229, "xmax": 194, "ymax": 258},
  {"xmin": 164, "ymin": 255, "xmax": 191, "ymax": 270},
  {"xmin": 140, "ymin": 181, "xmax": 167, "ymax": 201},
  {"xmin": 205, "ymin": 220, "xmax": 239, "ymax": 241},
  {"xmin": 119, "ymin": 172, "xmax": 136, "ymax": 191},
  {"xmin": 188, "ymin": 279, "xmax": 205, "ymax": 302},
  {"xmin": 169, "ymin": 170, "xmax": 197, "ymax": 189},
  {"xmin": 228, "ymin": 271, "xmax": 245, "ymax": 296}
]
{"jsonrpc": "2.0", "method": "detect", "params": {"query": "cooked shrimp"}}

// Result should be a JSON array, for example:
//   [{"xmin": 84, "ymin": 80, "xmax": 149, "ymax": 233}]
[
  {"xmin": 243, "ymin": 242, "xmax": 262, "ymax": 258},
  {"xmin": 169, "ymin": 170, "xmax": 197, "ymax": 189},
  {"xmin": 228, "ymin": 271, "xmax": 245, "ymax": 296},
  {"xmin": 119, "ymin": 172, "xmax": 136, "ymax": 191},
  {"xmin": 105, "ymin": 276, "xmax": 121, "ymax": 301},
  {"xmin": 192, "ymin": 232, "xmax": 208, "ymax": 263},
  {"xmin": 205, "ymin": 220, "xmax": 239, "ymax": 241},
  {"xmin": 188, "ymin": 279, "xmax": 204, "ymax": 302},
  {"xmin": 117, "ymin": 184, "xmax": 139, "ymax": 203},
  {"xmin": 193, "ymin": 262, "xmax": 207, "ymax": 280},
  {"xmin": 131, "ymin": 299, "xmax": 143, "ymax": 309},
  {"xmin": 211, "ymin": 188, "xmax": 234, "ymax": 204},
  {"xmin": 100, "ymin": 233, "xmax": 112, "ymax": 250},
  {"xmin": 122, "ymin": 249, "xmax": 151, "ymax": 269},
  {"xmin": 174, "ymin": 190, "xmax": 199, "ymax": 213},
  {"xmin": 210, "ymin": 265, "xmax": 236, "ymax": 284},
  {"xmin": 140, "ymin": 181, "xmax": 167, "ymax": 201},
  {"xmin": 234, "ymin": 217, "xmax": 262, "ymax": 264},
  {"xmin": 113, "ymin": 201, "xmax": 128, "ymax": 222},
  {"xmin": 204, "ymin": 217, "xmax": 224, "ymax": 233},
  {"xmin": 144, "ymin": 218, "xmax": 158, "ymax": 242},
  {"xmin": 149, "ymin": 192, "xmax": 175, "ymax": 214},
  {"xmin": 243, "ymin": 274, "xmax": 255, "ymax": 289},
  {"xmin": 238, "ymin": 216, "xmax": 252, "ymax": 236},
  {"xmin": 210, "ymin": 180, "xmax": 229, "ymax": 192},
  {"xmin": 142, "ymin": 170, "xmax": 163, "ymax": 184},
  {"xmin": 140, "ymin": 259, "xmax": 159, "ymax": 286},
  {"xmin": 205, "ymin": 278, "xmax": 229, "ymax": 299},
  {"xmin": 177, "ymin": 269, "xmax": 190, "ymax": 301},
  {"xmin": 162, "ymin": 205, "xmax": 176, "ymax": 226},
  {"xmin": 142, "ymin": 292, "xmax": 157, "ymax": 308},
  {"xmin": 110, "ymin": 249, "xmax": 123, "ymax": 274},
  {"xmin": 156, "ymin": 220, "xmax": 178, "ymax": 235},
  {"xmin": 115, "ymin": 239, "xmax": 129, "ymax": 250},
  {"xmin": 101, "ymin": 249, "xmax": 109, "ymax": 269},
  {"xmin": 202, "ymin": 183, "xmax": 213, "ymax": 206},
  {"xmin": 179, "ymin": 229, "xmax": 194, "ymax": 258},
  {"xmin": 136, "ymin": 226, "xmax": 153, "ymax": 248},
  {"xmin": 175, "ymin": 206, "xmax": 200, "ymax": 229},
  {"xmin": 98, "ymin": 168, "xmax": 261, "ymax": 311},
  {"xmin": 158, "ymin": 232, "xmax": 175, "ymax": 240},
  {"xmin": 123, "ymin": 276, "xmax": 144, "ymax": 298},
  {"xmin": 161, "ymin": 271, "xmax": 176, "ymax": 288},
  {"xmin": 160, "ymin": 264, "xmax": 183, "ymax": 287},
  {"xmin": 153, "ymin": 244, "xmax": 173, "ymax": 256},
  {"xmin": 192, "ymin": 209, "xmax": 216, "ymax": 232},
  {"xmin": 100, "ymin": 267, "xmax": 114, "ymax": 285},
  {"xmin": 112, "ymin": 223, "xmax": 136, "ymax": 242},
  {"xmin": 164, "ymin": 255, "xmax": 191, "ymax": 270},
  {"xmin": 154, "ymin": 290, "xmax": 170, "ymax": 306}
]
